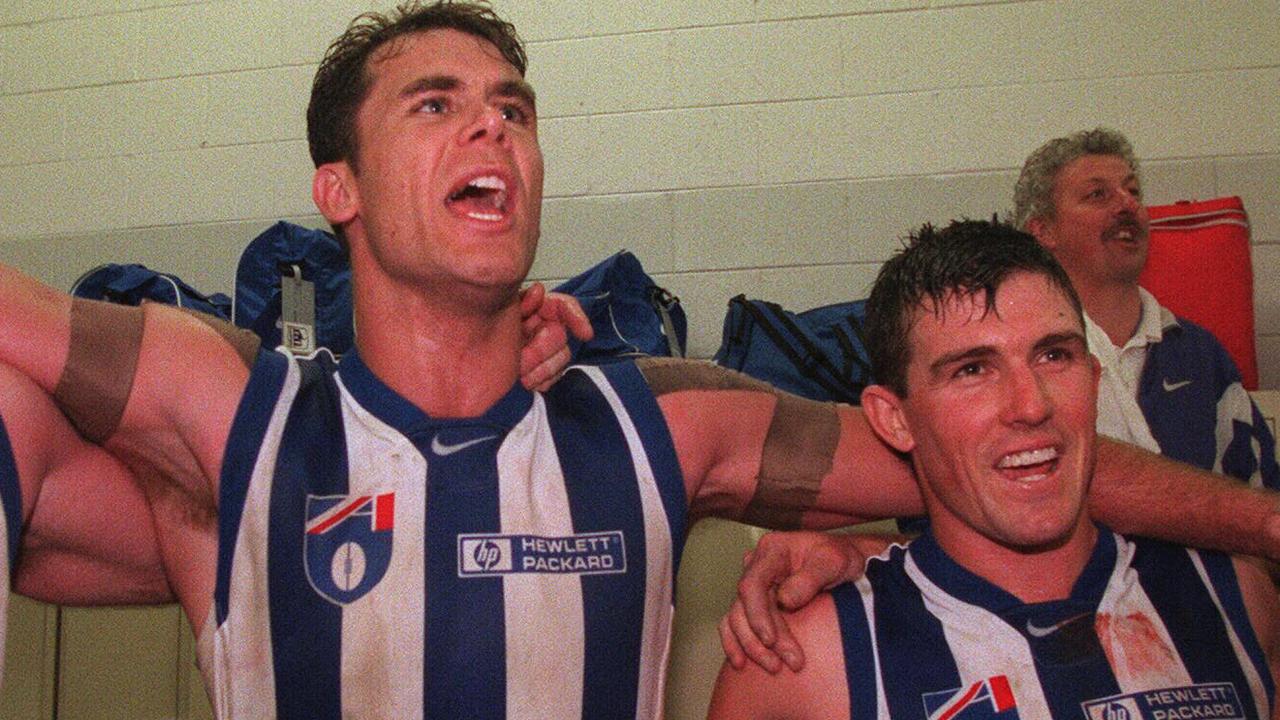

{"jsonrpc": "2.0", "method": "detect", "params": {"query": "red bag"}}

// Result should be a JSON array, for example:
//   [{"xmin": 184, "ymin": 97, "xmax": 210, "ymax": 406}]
[{"xmin": 1139, "ymin": 196, "xmax": 1258, "ymax": 389}]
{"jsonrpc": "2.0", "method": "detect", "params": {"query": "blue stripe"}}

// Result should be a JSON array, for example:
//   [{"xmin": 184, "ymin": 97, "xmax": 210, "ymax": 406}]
[
  {"xmin": 216, "ymin": 349, "xmax": 288, "ymax": 626},
  {"xmin": 1195, "ymin": 548, "xmax": 1274, "ymax": 708},
  {"xmin": 598, "ymin": 362, "xmax": 687, "ymax": 579},
  {"xmin": 1132, "ymin": 538, "xmax": 1262, "ymax": 719},
  {"xmin": 268, "ymin": 356, "xmax": 347, "ymax": 719},
  {"xmin": 423, "ymin": 421, "xmax": 506, "ymax": 720},
  {"xmin": 1003, "ymin": 533, "xmax": 1119, "ymax": 718},
  {"xmin": 0, "ymin": 415, "xmax": 22, "ymax": 569},
  {"xmin": 545, "ymin": 367, "xmax": 651, "ymax": 718},
  {"xmin": 870, "ymin": 542, "xmax": 961, "ymax": 717},
  {"xmin": 833, "ymin": 582, "xmax": 878, "ymax": 719},
  {"xmin": 336, "ymin": 351, "xmax": 527, "ymax": 718}
]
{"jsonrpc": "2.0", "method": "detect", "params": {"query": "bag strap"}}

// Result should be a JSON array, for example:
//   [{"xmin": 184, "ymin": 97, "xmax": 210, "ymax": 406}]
[
  {"xmin": 649, "ymin": 286, "xmax": 685, "ymax": 358},
  {"xmin": 832, "ymin": 315, "xmax": 873, "ymax": 385},
  {"xmin": 740, "ymin": 300, "xmax": 863, "ymax": 403}
]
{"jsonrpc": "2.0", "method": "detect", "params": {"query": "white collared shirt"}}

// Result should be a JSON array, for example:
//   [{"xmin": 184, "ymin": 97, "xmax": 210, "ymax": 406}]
[{"xmin": 1085, "ymin": 287, "xmax": 1177, "ymax": 453}]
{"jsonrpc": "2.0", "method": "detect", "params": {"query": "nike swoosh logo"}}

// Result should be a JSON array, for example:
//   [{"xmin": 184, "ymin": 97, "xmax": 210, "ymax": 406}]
[
  {"xmin": 1163, "ymin": 378, "xmax": 1192, "ymax": 392},
  {"xmin": 430, "ymin": 434, "xmax": 499, "ymax": 456},
  {"xmin": 1025, "ymin": 612, "xmax": 1092, "ymax": 638}
]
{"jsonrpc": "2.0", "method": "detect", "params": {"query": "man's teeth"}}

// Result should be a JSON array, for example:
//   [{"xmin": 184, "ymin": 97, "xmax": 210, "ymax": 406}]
[
  {"xmin": 999, "ymin": 447, "xmax": 1058, "ymax": 468},
  {"xmin": 452, "ymin": 175, "xmax": 509, "ymax": 220},
  {"xmin": 469, "ymin": 175, "xmax": 506, "ymax": 191}
]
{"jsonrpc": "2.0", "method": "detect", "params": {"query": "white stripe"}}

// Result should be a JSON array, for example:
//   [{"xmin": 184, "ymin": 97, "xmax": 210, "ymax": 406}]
[
  {"xmin": 1186, "ymin": 550, "xmax": 1270, "ymax": 720},
  {"xmin": 852, "ymin": 574, "xmax": 893, "ymax": 720},
  {"xmin": 581, "ymin": 365, "xmax": 675, "ymax": 720},
  {"xmin": 904, "ymin": 552, "xmax": 1055, "ymax": 719},
  {"xmin": 1150, "ymin": 207, "xmax": 1247, "ymax": 225},
  {"xmin": 336, "ymin": 376, "xmax": 427, "ymax": 720},
  {"xmin": 498, "ymin": 394, "xmax": 584, "ymax": 718},
  {"xmin": 217, "ymin": 355, "xmax": 301, "ymax": 717},
  {"xmin": 1097, "ymin": 532, "xmax": 1193, "ymax": 691}
]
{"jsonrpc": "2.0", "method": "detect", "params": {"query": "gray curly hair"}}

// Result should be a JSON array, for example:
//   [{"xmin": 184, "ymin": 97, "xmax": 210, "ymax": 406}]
[{"xmin": 1011, "ymin": 127, "xmax": 1140, "ymax": 230}]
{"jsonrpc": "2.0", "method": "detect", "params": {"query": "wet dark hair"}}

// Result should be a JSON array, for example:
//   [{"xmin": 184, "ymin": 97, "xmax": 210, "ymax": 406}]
[
  {"xmin": 306, "ymin": 0, "xmax": 527, "ymax": 171},
  {"xmin": 864, "ymin": 219, "xmax": 1083, "ymax": 396}
]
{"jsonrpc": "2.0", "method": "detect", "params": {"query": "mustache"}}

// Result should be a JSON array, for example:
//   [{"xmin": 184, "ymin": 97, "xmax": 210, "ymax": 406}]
[{"xmin": 1102, "ymin": 213, "xmax": 1146, "ymax": 241}]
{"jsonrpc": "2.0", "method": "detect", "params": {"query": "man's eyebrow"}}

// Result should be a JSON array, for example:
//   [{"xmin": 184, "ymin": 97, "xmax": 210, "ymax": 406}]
[
  {"xmin": 399, "ymin": 74, "xmax": 459, "ymax": 99},
  {"xmin": 1033, "ymin": 331, "xmax": 1087, "ymax": 353},
  {"xmin": 928, "ymin": 346, "xmax": 995, "ymax": 377},
  {"xmin": 492, "ymin": 79, "xmax": 536, "ymax": 108}
]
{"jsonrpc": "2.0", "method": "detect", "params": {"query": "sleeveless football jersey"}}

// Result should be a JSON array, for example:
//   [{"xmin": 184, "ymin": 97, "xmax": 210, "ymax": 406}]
[
  {"xmin": 204, "ymin": 350, "xmax": 687, "ymax": 719},
  {"xmin": 0, "ymin": 416, "xmax": 22, "ymax": 682},
  {"xmin": 834, "ymin": 530, "xmax": 1273, "ymax": 720}
]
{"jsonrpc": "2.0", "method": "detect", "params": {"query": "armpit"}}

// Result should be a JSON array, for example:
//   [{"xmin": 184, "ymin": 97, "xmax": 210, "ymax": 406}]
[{"xmin": 636, "ymin": 357, "xmax": 840, "ymax": 528}]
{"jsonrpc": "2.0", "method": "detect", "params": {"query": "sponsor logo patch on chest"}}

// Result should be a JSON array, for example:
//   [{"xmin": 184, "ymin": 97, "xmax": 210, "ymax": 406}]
[
  {"xmin": 1082, "ymin": 683, "xmax": 1245, "ymax": 720},
  {"xmin": 457, "ymin": 531, "xmax": 627, "ymax": 577}
]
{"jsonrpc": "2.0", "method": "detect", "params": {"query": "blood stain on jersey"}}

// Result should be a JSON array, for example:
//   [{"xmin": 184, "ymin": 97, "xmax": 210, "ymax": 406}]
[{"xmin": 1096, "ymin": 611, "xmax": 1182, "ymax": 686}]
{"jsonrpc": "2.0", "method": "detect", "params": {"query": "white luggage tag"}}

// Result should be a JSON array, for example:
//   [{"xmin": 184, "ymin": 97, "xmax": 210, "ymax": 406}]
[{"xmin": 280, "ymin": 263, "xmax": 317, "ymax": 356}]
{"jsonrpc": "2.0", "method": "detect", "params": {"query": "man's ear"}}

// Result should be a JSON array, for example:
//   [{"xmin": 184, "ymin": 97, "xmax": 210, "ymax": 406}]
[
  {"xmin": 1026, "ymin": 215, "xmax": 1054, "ymax": 249},
  {"xmin": 860, "ymin": 384, "xmax": 915, "ymax": 453},
  {"xmin": 313, "ymin": 162, "xmax": 359, "ymax": 226}
]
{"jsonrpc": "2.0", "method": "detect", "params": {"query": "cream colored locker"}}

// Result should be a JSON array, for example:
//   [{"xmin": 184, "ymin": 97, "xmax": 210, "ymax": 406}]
[
  {"xmin": 0, "ymin": 594, "xmax": 57, "ymax": 720},
  {"xmin": 55, "ymin": 605, "xmax": 182, "ymax": 720}
]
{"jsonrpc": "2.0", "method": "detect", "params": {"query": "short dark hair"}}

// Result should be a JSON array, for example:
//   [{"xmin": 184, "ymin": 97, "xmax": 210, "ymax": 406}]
[
  {"xmin": 864, "ymin": 219, "xmax": 1083, "ymax": 396},
  {"xmin": 307, "ymin": 0, "xmax": 527, "ymax": 171}
]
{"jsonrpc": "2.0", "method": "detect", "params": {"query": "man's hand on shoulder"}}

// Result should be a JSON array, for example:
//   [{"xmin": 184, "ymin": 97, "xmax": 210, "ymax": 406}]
[
  {"xmin": 721, "ymin": 529, "xmax": 903, "ymax": 673},
  {"xmin": 519, "ymin": 283, "xmax": 593, "ymax": 391}
]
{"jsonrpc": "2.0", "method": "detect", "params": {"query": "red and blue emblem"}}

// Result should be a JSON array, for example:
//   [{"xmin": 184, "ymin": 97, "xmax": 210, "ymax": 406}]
[
  {"xmin": 304, "ymin": 492, "xmax": 395, "ymax": 605},
  {"xmin": 923, "ymin": 675, "xmax": 1021, "ymax": 720}
]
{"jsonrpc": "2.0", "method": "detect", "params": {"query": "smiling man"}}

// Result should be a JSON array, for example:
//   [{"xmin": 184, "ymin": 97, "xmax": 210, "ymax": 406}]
[
  {"xmin": 709, "ymin": 220, "xmax": 1280, "ymax": 720},
  {"xmin": 1015, "ymin": 128, "xmax": 1277, "ymax": 489}
]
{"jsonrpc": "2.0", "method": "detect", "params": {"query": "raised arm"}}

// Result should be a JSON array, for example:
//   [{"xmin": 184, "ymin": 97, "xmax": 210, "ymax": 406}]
[
  {"xmin": 1, "ymin": 364, "xmax": 170, "ymax": 604},
  {"xmin": 639, "ymin": 358, "xmax": 923, "ymax": 527},
  {"xmin": 0, "ymin": 263, "xmax": 256, "ymax": 503}
]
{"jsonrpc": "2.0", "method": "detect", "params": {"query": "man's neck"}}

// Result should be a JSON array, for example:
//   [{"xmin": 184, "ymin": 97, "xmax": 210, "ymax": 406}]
[
  {"xmin": 931, "ymin": 519, "xmax": 1099, "ymax": 603},
  {"xmin": 351, "ymin": 275, "xmax": 524, "ymax": 419},
  {"xmin": 1073, "ymin": 279, "xmax": 1143, "ymax": 348}
]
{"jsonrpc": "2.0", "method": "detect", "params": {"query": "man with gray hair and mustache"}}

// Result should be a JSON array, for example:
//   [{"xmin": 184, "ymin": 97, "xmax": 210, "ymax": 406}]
[{"xmin": 1014, "ymin": 127, "xmax": 1277, "ymax": 490}]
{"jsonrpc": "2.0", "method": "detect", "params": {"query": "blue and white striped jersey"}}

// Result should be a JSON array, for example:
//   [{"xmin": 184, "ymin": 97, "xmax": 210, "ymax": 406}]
[
  {"xmin": 0, "ymin": 416, "xmax": 22, "ymax": 683},
  {"xmin": 834, "ymin": 530, "xmax": 1273, "ymax": 720},
  {"xmin": 205, "ymin": 349, "xmax": 687, "ymax": 719}
]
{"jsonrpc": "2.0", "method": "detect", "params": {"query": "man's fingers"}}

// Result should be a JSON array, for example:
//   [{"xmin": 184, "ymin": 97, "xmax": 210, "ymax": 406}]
[
  {"xmin": 717, "ymin": 614, "xmax": 748, "ymax": 671},
  {"xmin": 519, "ymin": 282, "xmax": 546, "ymax": 318},
  {"xmin": 519, "ymin": 325, "xmax": 570, "ymax": 390},
  {"xmin": 522, "ymin": 346, "xmax": 571, "ymax": 391},
  {"xmin": 767, "ymin": 608, "xmax": 805, "ymax": 673},
  {"xmin": 541, "ymin": 292, "xmax": 593, "ymax": 342},
  {"xmin": 737, "ymin": 549, "xmax": 792, "ymax": 647},
  {"xmin": 719, "ymin": 600, "xmax": 783, "ymax": 674},
  {"xmin": 776, "ymin": 542, "xmax": 849, "ymax": 609}
]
